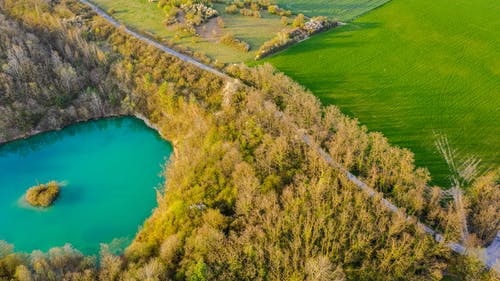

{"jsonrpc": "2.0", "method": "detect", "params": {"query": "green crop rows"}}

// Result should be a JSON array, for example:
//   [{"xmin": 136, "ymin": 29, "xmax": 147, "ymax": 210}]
[
  {"xmin": 266, "ymin": 0, "xmax": 500, "ymax": 186},
  {"xmin": 276, "ymin": 0, "xmax": 391, "ymax": 21}
]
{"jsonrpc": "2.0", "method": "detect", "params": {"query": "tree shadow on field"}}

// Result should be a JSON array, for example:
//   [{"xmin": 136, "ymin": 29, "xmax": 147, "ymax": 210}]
[{"xmin": 112, "ymin": 8, "xmax": 127, "ymax": 14}]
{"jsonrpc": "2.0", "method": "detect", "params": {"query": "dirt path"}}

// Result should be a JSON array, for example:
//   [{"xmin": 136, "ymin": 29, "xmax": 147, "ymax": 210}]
[{"xmin": 80, "ymin": 0, "xmax": 229, "ymax": 79}]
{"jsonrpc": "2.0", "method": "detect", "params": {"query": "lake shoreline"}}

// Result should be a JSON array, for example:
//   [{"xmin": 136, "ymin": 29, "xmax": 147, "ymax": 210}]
[
  {"xmin": 0, "ymin": 117, "xmax": 173, "ymax": 255},
  {"xmin": 0, "ymin": 113, "xmax": 126, "ymax": 145},
  {"xmin": 1, "ymin": 113, "xmax": 179, "ymax": 178},
  {"xmin": 0, "ymin": 113, "xmax": 171, "ymax": 148}
]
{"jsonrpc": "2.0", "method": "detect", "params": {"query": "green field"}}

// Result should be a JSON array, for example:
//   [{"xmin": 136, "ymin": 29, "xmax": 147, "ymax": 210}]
[
  {"xmin": 90, "ymin": 0, "xmax": 285, "ymax": 63},
  {"xmin": 276, "ymin": 0, "xmax": 391, "ymax": 21},
  {"xmin": 266, "ymin": 0, "xmax": 500, "ymax": 186}
]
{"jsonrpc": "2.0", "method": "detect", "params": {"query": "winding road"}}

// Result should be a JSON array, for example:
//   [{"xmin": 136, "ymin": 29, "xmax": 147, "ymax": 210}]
[{"xmin": 78, "ymin": 0, "xmax": 498, "ymax": 271}]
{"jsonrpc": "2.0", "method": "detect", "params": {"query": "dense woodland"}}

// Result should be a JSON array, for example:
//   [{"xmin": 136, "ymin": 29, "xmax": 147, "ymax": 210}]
[
  {"xmin": 0, "ymin": 3, "xmax": 127, "ymax": 142},
  {"xmin": 0, "ymin": 0, "xmax": 498, "ymax": 280}
]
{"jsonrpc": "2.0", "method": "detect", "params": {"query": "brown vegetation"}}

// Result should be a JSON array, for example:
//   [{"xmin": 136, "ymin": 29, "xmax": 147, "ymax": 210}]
[
  {"xmin": 466, "ymin": 171, "xmax": 500, "ymax": 245},
  {"xmin": 292, "ymin": 13, "xmax": 305, "ymax": 28},
  {"xmin": 268, "ymin": 4, "xmax": 292, "ymax": 16},
  {"xmin": 25, "ymin": 181, "xmax": 60, "ymax": 207},
  {"xmin": 224, "ymin": 4, "xmax": 238, "ymax": 14},
  {"xmin": 159, "ymin": 0, "xmax": 217, "ymax": 35},
  {"xmin": 0, "ymin": 9, "xmax": 126, "ymax": 143},
  {"xmin": 219, "ymin": 33, "xmax": 250, "ymax": 52},
  {"xmin": 223, "ymin": 0, "xmax": 291, "ymax": 21},
  {"xmin": 256, "ymin": 16, "xmax": 338, "ymax": 59}
]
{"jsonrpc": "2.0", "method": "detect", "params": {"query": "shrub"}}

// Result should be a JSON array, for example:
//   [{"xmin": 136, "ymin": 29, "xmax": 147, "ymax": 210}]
[
  {"xmin": 225, "ymin": 4, "xmax": 238, "ymax": 14},
  {"xmin": 216, "ymin": 17, "xmax": 224, "ymax": 28},
  {"xmin": 256, "ymin": 17, "xmax": 338, "ymax": 59},
  {"xmin": 239, "ymin": 8, "xmax": 253, "ymax": 17},
  {"xmin": 184, "ymin": 4, "xmax": 218, "ymax": 20},
  {"xmin": 255, "ymin": 30, "xmax": 298, "ymax": 59},
  {"xmin": 281, "ymin": 16, "xmax": 288, "ymax": 26},
  {"xmin": 267, "ymin": 4, "xmax": 291, "ymax": 16},
  {"xmin": 292, "ymin": 13, "xmax": 305, "ymax": 28},
  {"xmin": 159, "ymin": 235, "xmax": 182, "ymax": 265},
  {"xmin": 25, "ymin": 181, "xmax": 61, "ymax": 207},
  {"xmin": 219, "ymin": 33, "xmax": 250, "ymax": 52},
  {"xmin": 163, "ymin": 6, "xmax": 180, "ymax": 25},
  {"xmin": 176, "ymin": 23, "xmax": 196, "ymax": 35},
  {"xmin": 250, "ymin": 2, "xmax": 259, "ymax": 11},
  {"xmin": 304, "ymin": 16, "xmax": 336, "ymax": 34},
  {"xmin": 268, "ymin": 5, "xmax": 278, "ymax": 14},
  {"xmin": 177, "ymin": 3, "xmax": 218, "ymax": 27},
  {"xmin": 233, "ymin": 0, "xmax": 244, "ymax": 8}
]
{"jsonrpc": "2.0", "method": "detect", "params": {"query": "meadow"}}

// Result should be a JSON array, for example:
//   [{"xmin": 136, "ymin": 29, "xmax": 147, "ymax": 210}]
[
  {"xmin": 276, "ymin": 0, "xmax": 391, "ymax": 21},
  {"xmin": 266, "ymin": 0, "xmax": 500, "ymax": 186},
  {"xmin": 90, "ymin": 0, "xmax": 285, "ymax": 63},
  {"xmin": 88, "ymin": 0, "xmax": 390, "ymax": 65}
]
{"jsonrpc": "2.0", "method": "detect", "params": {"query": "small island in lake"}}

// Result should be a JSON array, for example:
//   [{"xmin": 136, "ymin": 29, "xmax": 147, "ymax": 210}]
[{"xmin": 25, "ymin": 181, "xmax": 61, "ymax": 207}]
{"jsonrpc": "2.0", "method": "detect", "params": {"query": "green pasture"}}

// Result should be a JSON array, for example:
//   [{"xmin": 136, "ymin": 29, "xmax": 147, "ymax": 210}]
[
  {"xmin": 266, "ymin": 0, "xmax": 500, "ymax": 186},
  {"xmin": 89, "ymin": 0, "xmax": 284, "ymax": 63},
  {"xmin": 276, "ymin": 0, "xmax": 391, "ymax": 21}
]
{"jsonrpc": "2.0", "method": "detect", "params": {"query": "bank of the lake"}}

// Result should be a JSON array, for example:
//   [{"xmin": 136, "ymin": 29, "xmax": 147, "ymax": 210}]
[{"xmin": 0, "ymin": 117, "xmax": 173, "ymax": 255}]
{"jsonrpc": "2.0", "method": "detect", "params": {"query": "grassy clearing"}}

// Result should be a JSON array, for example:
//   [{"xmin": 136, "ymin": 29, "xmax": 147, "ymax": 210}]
[
  {"xmin": 265, "ymin": 0, "xmax": 500, "ymax": 186},
  {"xmin": 276, "ymin": 0, "xmax": 391, "ymax": 21},
  {"xmin": 89, "ymin": 0, "xmax": 284, "ymax": 63},
  {"xmin": 212, "ymin": 4, "xmax": 285, "ymax": 52}
]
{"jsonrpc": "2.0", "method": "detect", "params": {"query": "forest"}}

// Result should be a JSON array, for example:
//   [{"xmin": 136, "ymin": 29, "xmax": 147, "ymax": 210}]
[{"xmin": 0, "ymin": 0, "xmax": 498, "ymax": 280}]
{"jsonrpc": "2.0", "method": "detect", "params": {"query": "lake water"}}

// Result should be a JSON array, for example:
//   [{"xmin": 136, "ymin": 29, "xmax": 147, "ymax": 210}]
[{"xmin": 0, "ymin": 117, "xmax": 172, "ymax": 255}]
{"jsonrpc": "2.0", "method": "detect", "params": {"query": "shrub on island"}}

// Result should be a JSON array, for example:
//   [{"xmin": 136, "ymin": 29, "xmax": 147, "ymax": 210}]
[{"xmin": 25, "ymin": 181, "xmax": 60, "ymax": 207}]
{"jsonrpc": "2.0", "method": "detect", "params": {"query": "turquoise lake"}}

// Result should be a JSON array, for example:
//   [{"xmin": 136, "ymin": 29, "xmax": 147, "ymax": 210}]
[{"xmin": 0, "ymin": 117, "xmax": 172, "ymax": 255}]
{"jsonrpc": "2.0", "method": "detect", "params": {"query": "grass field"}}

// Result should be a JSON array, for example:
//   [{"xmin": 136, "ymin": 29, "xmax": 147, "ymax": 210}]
[
  {"xmin": 90, "ymin": 0, "xmax": 285, "ymax": 63},
  {"xmin": 212, "ymin": 3, "xmax": 286, "ymax": 53},
  {"xmin": 266, "ymin": 0, "xmax": 500, "ymax": 186},
  {"xmin": 276, "ymin": 0, "xmax": 391, "ymax": 21}
]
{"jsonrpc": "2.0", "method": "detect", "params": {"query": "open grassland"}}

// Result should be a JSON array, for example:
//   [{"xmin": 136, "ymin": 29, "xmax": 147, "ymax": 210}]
[
  {"xmin": 90, "ymin": 0, "xmax": 284, "ymax": 63},
  {"xmin": 266, "ymin": 0, "xmax": 500, "ymax": 186},
  {"xmin": 214, "ymin": 4, "xmax": 286, "ymax": 50},
  {"xmin": 276, "ymin": 0, "xmax": 391, "ymax": 21}
]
